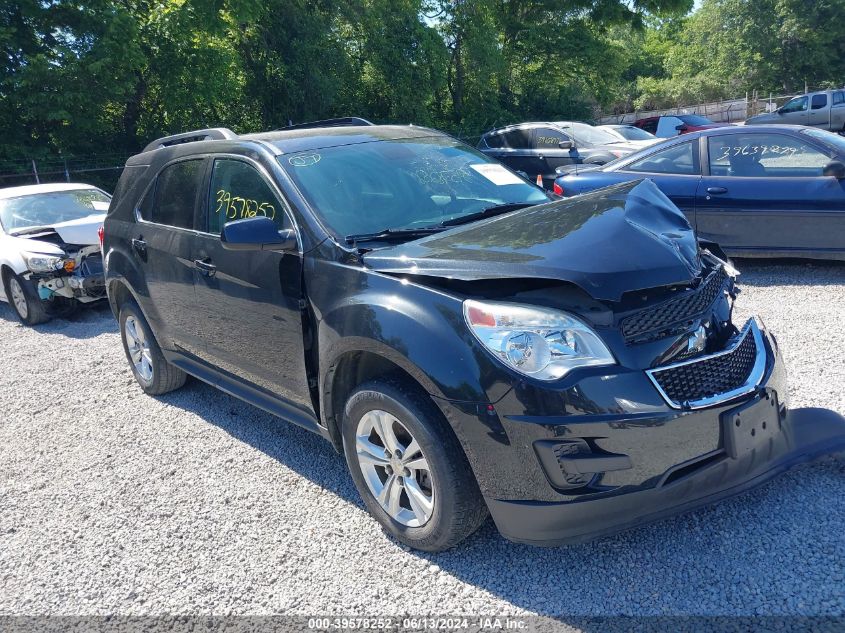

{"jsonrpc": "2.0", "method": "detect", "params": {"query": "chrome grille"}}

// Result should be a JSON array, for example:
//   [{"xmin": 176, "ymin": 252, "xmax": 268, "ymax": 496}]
[{"xmin": 646, "ymin": 319, "xmax": 766, "ymax": 409}]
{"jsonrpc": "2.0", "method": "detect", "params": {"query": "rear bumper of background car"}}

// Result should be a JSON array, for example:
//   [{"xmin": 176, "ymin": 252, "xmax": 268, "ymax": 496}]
[{"xmin": 486, "ymin": 406, "xmax": 845, "ymax": 545}]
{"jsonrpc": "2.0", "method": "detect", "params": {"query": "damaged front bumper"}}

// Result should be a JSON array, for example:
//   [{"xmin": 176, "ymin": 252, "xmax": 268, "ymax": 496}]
[
  {"xmin": 28, "ymin": 246, "xmax": 106, "ymax": 303},
  {"xmin": 442, "ymin": 318, "xmax": 845, "ymax": 546}
]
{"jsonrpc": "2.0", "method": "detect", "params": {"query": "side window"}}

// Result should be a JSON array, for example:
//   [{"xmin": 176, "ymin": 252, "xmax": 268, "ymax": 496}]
[
  {"xmin": 148, "ymin": 159, "xmax": 203, "ymax": 229},
  {"xmin": 208, "ymin": 159, "xmax": 286, "ymax": 234},
  {"xmin": 833, "ymin": 91, "xmax": 844, "ymax": 106},
  {"xmin": 501, "ymin": 128, "xmax": 533, "ymax": 149},
  {"xmin": 708, "ymin": 133, "xmax": 831, "ymax": 178},
  {"xmin": 138, "ymin": 182, "xmax": 155, "ymax": 222},
  {"xmin": 483, "ymin": 134, "xmax": 504, "ymax": 149},
  {"xmin": 781, "ymin": 96, "xmax": 808, "ymax": 113},
  {"xmin": 639, "ymin": 119, "xmax": 658, "ymax": 135},
  {"xmin": 626, "ymin": 141, "xmax": 698, "ymax": 175},
  {"xmin": 533, "ymin": 128, "xmax": 565, "ymax": 149},
  {"xmin": 811, "ymin": 94, "xmax": 827, "ymax": 110}
]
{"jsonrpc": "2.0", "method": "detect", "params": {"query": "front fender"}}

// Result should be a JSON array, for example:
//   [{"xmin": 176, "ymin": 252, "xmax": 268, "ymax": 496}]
[{"xmin": 315, "ymin": 264, "xmax": 493, "ymax": 405}]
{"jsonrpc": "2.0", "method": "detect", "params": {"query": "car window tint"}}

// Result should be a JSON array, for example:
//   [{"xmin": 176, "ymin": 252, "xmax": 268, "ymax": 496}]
[
  {"xmin": 533, "ymin": 128, "xmax": 565, "ymax": 149},
  {"xmin": 639, "ymin": 120, "xmax": 658, "ymax": 134},
  {"xmin": 626, "ymin": 141, "xmax": 697, "ymax": 175},
  {"xmin": 484, "ymin": 134, "xmax": 504, "ymax": 149},
  {"xmin": 138, "ymin": 183, "xmax": 155, "ymax": 222},
  {"xmin": 208, "ymin": 159, "xmax": 285, "ymax": 234},
  {"xmin": 811, "ymin": 94, "xmax": 827, "ymax": 110},
  {"xmin": 708, "ymin": 133, "xmax": 831, "ymax": 178},
  {"xmin": 781, "ymin": 96, "xmax": 808, "ymax": 113},
  {"xmin": 833, "ymin": 91, "xmax": 844, "ymax": 106},
  {"xmin": 150, "ymin": 160, "xmax": 203, "ymax": 229},
  {"xmin": 501, "ymin": 128, "xmax": 532, "ymax": 149}
]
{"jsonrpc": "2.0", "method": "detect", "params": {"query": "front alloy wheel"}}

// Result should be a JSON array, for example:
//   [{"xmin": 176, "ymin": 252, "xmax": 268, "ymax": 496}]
[
  {"xmin": 342, "ymin": 379, "xmax": 487, "ymax": 551},
  {"xmin": 355, "ymin": 409, "xmax": 435, "ymax": 527},
  {"xmin": 4, "ymin": 273, "xmax": 49, "ymax": 325},
  {"xmin": 9, "ymin": 277, "xmax": 29, "ymax": 319}
]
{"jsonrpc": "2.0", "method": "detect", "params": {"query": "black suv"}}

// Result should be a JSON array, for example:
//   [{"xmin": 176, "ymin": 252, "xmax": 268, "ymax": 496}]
[
  {"xmin": 478, "ymin": 121, "xmax": 639, "ymax": 188},
  {"xmin": 103, "ymin": 120, "xmax": 845, "ymax": 551}
]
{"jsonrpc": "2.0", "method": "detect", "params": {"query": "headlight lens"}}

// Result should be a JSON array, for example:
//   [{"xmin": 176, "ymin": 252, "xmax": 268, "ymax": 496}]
[
  {"xmin": 463, "ymin": 299, "xmax": 615, "ymax": 380},
  {"xmin": 21, "ymin": 252, "xmax": 65, "ymax": 273}
]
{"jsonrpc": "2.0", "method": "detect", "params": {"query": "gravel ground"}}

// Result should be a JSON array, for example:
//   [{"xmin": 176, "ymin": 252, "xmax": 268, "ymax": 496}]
[{"xmin": 1, "ymin": 259, "xmax": 844, "ymax": 620}]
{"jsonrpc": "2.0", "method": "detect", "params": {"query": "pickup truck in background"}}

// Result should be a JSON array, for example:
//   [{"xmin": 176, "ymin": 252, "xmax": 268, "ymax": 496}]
[{"xmin": 746, "ymin": 89, "xmax": 845, "ymax": 134}]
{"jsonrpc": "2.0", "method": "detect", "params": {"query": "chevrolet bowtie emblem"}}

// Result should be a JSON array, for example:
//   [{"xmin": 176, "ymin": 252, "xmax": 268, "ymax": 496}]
[{"xmin": 687, "ymin": 325, "xmax": 708, "ymax": 354}]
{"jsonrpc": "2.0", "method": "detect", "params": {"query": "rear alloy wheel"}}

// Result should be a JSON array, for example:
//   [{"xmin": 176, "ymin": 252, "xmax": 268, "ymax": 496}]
[
  {"xmin": 124, "ymin": 314, "xmax": 154, "ymax": 384},
  {"xmin": 119, "ymin": 301, "xmax": 187, "ymax": 395},
  {"xmin": 4, "ymin": 273, "xmax": 49, "ymax": 325},
  {"xmin": 342, "ymin": 379, "xmax": 487, "ymax": 551}
]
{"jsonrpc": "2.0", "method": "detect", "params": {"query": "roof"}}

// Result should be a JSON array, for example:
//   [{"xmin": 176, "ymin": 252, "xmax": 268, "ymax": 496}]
[
  {"xmin": 242, "ymin": 125, "xmax": 443, "ymax": 154},
  {"xmin": 0, "ymin": 183, "xmax": 99, "ymax": 200}
]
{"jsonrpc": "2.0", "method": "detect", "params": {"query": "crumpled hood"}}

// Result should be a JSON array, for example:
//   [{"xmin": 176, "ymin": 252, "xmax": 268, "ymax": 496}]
[
  {"xmin": 363, "ymin": 180, "xmax": 701, "ymax": 302},
  {"xmin": 12, "ymin": 212, "xmax": 106, "ymax": 246}
]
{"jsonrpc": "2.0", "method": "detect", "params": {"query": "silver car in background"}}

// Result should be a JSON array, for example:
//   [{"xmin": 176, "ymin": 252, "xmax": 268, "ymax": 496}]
[{"xmin": 746, "ymin": 89, "xmax": 845, "ymax": 134}]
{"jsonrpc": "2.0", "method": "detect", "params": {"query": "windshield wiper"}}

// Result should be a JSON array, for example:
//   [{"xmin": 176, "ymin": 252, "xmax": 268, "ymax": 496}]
[
  {"xmin": 345, "ymin": 226, "xmax": 446, "ymax": 244},
  {"xmin": 439, "ymin": 202, "xmax": 537, "ymax": 227}
]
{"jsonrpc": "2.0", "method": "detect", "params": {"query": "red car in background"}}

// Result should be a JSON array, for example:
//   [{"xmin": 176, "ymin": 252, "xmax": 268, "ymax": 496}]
[{"xmin": 633, "ymin": 114, "xmax": 730, "ymax": 138}]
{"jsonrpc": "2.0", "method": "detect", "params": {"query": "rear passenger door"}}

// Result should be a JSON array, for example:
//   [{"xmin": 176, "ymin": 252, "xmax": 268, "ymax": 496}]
[
  {"xmin": 192, "ymin": 157, "xmax": 313, "ymax": 410},
  {"xmin": 833, "ymin": 91, "xmax": 845, "ymax": 130},
  {"xmin": 134, "ymin": 158, "xmax": 206, "ymax": 356},
  {"xmin": 808, "ymin": 93, "xmax": 830, "ymax": 128}
]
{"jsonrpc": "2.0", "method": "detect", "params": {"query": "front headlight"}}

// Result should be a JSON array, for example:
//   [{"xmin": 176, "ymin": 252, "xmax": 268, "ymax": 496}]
[
  {"xmin": 463, "ymin": 299, "xmax": 615, "ymax": 381},
  {"xmin": 21, "ymin": 251, "xmax": 65, "ymax": 273}
]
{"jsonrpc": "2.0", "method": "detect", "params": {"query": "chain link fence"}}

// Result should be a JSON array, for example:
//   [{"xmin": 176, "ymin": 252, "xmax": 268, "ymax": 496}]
[{"xmin": 0, "ymin": 153, "xmax": 131, "ymax": 193}]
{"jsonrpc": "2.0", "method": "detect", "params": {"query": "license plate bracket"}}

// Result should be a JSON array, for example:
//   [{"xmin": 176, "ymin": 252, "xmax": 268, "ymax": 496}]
[{"xmin": 721, "ymin": 392, "xmax": 780, "ymax": 459}]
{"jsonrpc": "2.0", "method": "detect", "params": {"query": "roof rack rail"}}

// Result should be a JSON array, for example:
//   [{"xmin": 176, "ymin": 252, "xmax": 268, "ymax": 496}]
[
  {"xmin": 277, "ymin": 117, "xmax": 375, "ymax": 132},
  {"xmin": 142, "ymin": 127, "xmax": 238, "ymax": 154}
]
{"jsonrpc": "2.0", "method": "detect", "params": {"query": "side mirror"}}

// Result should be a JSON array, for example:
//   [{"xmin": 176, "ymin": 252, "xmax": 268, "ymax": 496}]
[
  {"xmin": 558, "ymin": 140, "xmax": 574, "ymax": 150},
  {"xmin": 823, "ymin": 161, "xmax": 845, "ymax": 179},
  {"xmin": 221, "ymin": 216, "xmax": 297, "ymax": 251}
]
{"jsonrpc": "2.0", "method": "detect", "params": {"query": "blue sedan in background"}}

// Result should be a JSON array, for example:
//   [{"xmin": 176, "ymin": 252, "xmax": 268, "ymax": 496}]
[{"xmin": 553, "ymin": 125, "xmax": 845, "ymax": 260}]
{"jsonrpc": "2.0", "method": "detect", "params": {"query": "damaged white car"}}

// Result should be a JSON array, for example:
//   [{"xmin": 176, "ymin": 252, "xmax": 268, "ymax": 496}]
[{"xmin": 0, "ymin": 183, "xmax": 110, "ymax": 325}]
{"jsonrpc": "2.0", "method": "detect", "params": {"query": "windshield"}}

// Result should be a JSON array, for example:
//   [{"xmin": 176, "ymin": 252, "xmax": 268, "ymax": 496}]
[
  {"xmin": 678, "ymin": 115, "xmax": 713, "ymax": 126},
  {"xmin": 0, "ymin": 189, "xmax": 110, "ymax": 233},
  {"xmin": 279, "ymin": 136, "xmax": 548, "ymax": 238},
  {"xmin": 802, "ymin": 128, "xmax": 845, "ymax": 154},
  {"xmin": 612, "ymin": 126, "xmax": 656, "ymax": 141},
  {"xmin": 555, "ymin": 122, "xmax": 619, "ymax": 146}
]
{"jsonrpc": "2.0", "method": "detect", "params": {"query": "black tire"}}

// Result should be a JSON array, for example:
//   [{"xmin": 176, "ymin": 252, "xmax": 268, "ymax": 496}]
[
  {"xmin": 342, "ymin": 378, "xmax": 488, "ymax": 552},
  {"xmin": 3, "ymin": 271, "xmax": 49, "ymax": 325},
  {"xmin": 118, "ymin": 300, "xmax": 187, "ymax": 395}
]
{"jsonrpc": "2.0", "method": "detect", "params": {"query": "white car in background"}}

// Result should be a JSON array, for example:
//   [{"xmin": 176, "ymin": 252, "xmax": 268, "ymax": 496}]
[
  {"xmin": 597, "ymin": 124, "xmax": 661, "ymax": 148},
  {"xmin": 0, "ymin": 183, "xmax": 110, "ymax": 325}
]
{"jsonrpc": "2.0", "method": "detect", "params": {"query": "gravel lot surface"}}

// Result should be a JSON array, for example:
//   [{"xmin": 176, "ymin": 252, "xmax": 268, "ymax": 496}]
[{"xmin": 1, "ymin": 260, "xmax": 844, "ymax": 620}]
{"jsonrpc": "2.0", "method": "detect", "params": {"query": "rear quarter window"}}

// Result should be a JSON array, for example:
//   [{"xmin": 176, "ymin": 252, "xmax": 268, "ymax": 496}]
[{"xmin": 142, "ymin": 159, "xmax": 204, "ymax": 229}]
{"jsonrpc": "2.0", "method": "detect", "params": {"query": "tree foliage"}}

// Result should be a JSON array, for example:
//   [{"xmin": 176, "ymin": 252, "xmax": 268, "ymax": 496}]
[{"xmin": 1, "ymin": 0, "xmax": 843, "ymax": 166}]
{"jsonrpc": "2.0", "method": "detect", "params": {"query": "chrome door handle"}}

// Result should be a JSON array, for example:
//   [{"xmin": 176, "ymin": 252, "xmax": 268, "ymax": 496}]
[{"xmin": 194, "ymin": 259, "xmax": 217, "ymax": 277}]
